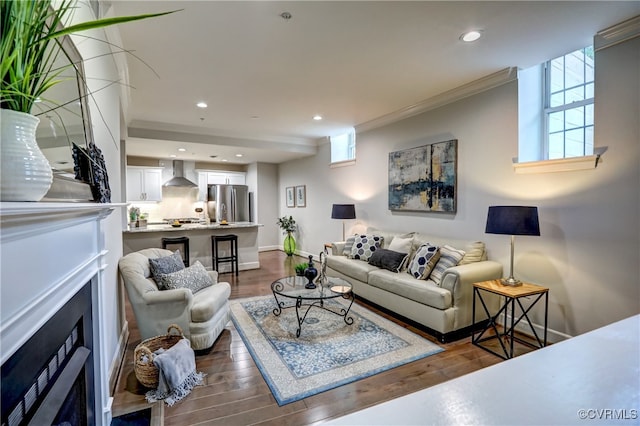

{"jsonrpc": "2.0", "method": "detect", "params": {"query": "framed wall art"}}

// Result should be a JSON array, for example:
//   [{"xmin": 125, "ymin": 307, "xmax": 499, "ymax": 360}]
[
  {"xmin": 295, "ymin": 185, "xmax": 306, "ymax": 207},
  {"xmin": 388, "ymin": 139, "xmax": 457, "ymax": 213},
  {"xmin": 286, "ymin": 186, "xmax": 296, "ymax": 207}
]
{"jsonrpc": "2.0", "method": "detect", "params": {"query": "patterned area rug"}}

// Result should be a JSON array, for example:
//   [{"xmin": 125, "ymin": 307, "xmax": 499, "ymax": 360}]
[{"xmin": 230, "ymin": 295, "xmax": 443, "ymax": 405}]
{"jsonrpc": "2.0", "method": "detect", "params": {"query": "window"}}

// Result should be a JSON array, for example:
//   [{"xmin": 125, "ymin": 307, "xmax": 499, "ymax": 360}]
[
  {"xmin": 544, "ymin": 46, "xmax": 594, "ymax": 159},
  {"xmin": 330, "ymin": 129, "xmax": 356, "ymax": 165}
]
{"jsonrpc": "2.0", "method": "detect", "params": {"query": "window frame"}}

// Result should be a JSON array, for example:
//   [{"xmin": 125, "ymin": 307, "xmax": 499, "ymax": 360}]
[{"xmin": 542, "ymin": 46, "xmax": 595, "ymax": 160}]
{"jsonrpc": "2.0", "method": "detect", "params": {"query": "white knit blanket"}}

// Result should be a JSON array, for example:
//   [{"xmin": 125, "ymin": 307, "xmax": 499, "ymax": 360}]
[{"xmin": 145, "ymin": 338, "xmax": 205, "ymax": 406}]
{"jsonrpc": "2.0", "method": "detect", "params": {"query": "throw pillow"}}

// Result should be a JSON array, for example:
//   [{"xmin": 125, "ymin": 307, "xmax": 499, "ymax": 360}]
[
  {"xmin": 368, "ymin": 248, "xmax": 409, "ymax": 273},
  {"xmin": 342, "ymin": 235, "xmax": 357, "ymax": 256},
  {"xmin": 430, "ymin": 245, "xmax": 466, "ymax": 285},
  {"xmin": 350, "ymin": 234, "xmax": 384, "ymax": 262},
  {"xmin": 149, "ymin": 250, "xmax": 184, "ymax": 282},
  {"xmin": 388, "ymin": 236, "xmax": 413, "ymax": 254},
  {"xmin": 407, "ymin": 244, "xmax": 441, "ymax": 279},
  {"xmin": 459, "ymin": 241, "xmax": 485, "ymax": 265},
  {"xmin": 156, "ymin": 261, "xmax": 213, "ymax": 293}
]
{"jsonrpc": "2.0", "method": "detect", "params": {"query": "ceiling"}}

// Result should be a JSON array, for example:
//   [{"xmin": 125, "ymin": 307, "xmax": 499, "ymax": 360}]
[{"xmin": 109, "ymin": 1, "xmax": 640, "ymax": 165}]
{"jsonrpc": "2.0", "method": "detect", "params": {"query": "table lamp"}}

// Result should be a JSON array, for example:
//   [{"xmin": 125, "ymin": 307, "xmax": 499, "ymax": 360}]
[
  {"xmin": 485, "ymin": 206, "xmax": 540, "ymax": 286},
  {"xmin": 331, "ymin": 204, "xmax": 356, "ymax": 241}
]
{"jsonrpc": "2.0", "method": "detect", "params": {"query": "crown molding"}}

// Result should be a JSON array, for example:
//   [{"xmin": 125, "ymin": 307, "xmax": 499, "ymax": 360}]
[
  {"xmin": 595, "ymin": 15, "xmax": 640, "ymax": 51},
  {"xmin": 355, "ymin": 67, "xmax": 517, "ymax": 134}
]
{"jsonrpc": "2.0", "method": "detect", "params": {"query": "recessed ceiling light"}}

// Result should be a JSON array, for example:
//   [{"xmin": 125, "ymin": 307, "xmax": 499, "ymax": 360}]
[
  {"xmin": 170, "ymin": 154, "xmax": 177, "ymax": 158},
  {"xmin": 313, "ymin": 115, "xmax": 323, "ymax": 121},
  {"xmin": 177, "ymin": 148, "xmax": 187, "ymax": 152},
  {"xmin": 221, "ymin": 159, "xmax": 228, "ymax": 162},
  {"xmin": 460, "ymin": 30, "xmax": 482, "ymax": 43},
  {"xmin": 196, "ymin": 102, "xmax": 207, "ymax": 108},
  {"xmin": 235, "ymin": 154, "xmax": 243, "ymax": 158}
]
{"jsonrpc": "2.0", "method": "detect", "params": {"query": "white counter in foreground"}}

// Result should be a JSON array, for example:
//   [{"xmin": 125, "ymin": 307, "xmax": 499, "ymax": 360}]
[{"xmin": 327, "ymin": 315, "xmax": 639, "ymax": 426}]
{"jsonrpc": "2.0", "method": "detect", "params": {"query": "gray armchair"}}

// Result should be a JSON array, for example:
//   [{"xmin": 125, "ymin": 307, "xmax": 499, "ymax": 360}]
[{"xmin": 118, "ymin": 248, "xmax": 231, "ymax": 350}]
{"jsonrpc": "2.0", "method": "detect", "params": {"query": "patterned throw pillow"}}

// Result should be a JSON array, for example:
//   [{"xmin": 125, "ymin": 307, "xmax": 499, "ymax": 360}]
[
  {"xmin": 350, "ymin": 234, "xmax": 384, "ymax": 262},
  {"xmin": 407, "ymin": 244, "xmax": 441, "ymax": 279},
  {"xmin": 156, "ymin": 261, "xmax": 213, "ymax": 293},
  {"xmin": 149, "ymin": 250, "xmax": 184, "ymax": 282},
  {"xmin": 368, "ymin": 248, "xmax": 409, "ymax": 273},
  {"xmin": 430, "ymin": 245, "xmax": 466, "ymax": 286},
  {"xmin": 342, "ymin": 235, "xmax": 357, "ymax": 256}
]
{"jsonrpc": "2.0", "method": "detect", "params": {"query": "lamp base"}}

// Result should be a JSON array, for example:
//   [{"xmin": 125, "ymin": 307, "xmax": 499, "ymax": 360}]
[{"xmin": 500, "ymin": 277, "xmax": 523, "ymax": 287}]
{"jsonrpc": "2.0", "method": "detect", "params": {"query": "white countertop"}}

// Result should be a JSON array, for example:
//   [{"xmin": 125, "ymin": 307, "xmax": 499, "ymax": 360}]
[
  {"xmin": 123, "ymin": 222, "xmax": 262, "ymax": 233},
  {"xmin": 327, "ymin": 315, "xmax": 640, "ymax": 425}
]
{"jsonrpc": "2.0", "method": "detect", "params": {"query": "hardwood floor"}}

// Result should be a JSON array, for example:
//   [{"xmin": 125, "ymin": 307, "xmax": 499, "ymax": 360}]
[{"xmin": 112, "ymin": 251, "xmax": 503, "ymax": 425}]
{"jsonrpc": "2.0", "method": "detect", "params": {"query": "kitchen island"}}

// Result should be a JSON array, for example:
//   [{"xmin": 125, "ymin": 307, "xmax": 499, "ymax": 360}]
[{"xmin": 123, "ymin": 222, "xmax": 262, "ymax": 272}]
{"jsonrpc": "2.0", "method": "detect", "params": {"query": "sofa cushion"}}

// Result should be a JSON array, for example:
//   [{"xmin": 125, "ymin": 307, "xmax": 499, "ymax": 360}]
[
  {"xmin": 191, "ymin": 280, "xmax": 231, "ymax": 323},
  {"xmin": 368, "ymin": 248, "xmax": 408, "ymax": 273},
  {"xmin": 430, "ymin": 245, "xmax": 466, "ymax": 285},
  {"xmin": 350, "ymin": 234, "xmax": 383, "ymax": 262},
  {"xmin": 407, "ymin": 244, "xmax": 440, "ymax": 279},
  {"xmin": 366, "ymin": 227, "xmax": 414, "ymax": 249},
  {"xmin": 326, "ymin": 254, "xmax": 379, "ymax": 283},
  {"xmin": 342, "ymin": 235, "xmax": 357, "ymax": 256},
  {"xmin": 149, "ymin": 250, "xmax": 184, "ymax": 282},
  {"xmin": 156, "ymin": 261, "xmax": 213, "ymax": 293},
  {"xmin": 388, "ymin": 236, "xmax": 413, "ymax": 254},
  {"xmin": 459, "ymin": 241, "xmax": 485, "ymax": 264},
  {"xmin": 368, "ymin": 269, "xmax": 452, "ymax": 310}
]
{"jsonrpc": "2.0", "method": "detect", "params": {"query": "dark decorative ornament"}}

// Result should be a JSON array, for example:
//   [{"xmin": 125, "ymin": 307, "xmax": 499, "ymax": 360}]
[
  {"xmin": 304, "ymin": 255, "xmax": 318, "ymax": 289},
  {"xmin": 73, "ymin": 142, "xmax": 111, "ymax": 203}
]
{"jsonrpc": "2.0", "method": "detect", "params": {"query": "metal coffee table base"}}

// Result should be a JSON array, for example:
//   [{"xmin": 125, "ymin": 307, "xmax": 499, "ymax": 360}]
[{"xmin": 272, "ymin": 293, "xmax": 355, "ymax": 338}]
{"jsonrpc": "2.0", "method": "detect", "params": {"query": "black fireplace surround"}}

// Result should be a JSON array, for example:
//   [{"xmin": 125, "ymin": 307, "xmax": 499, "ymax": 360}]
[{"xmin": 1, "ymin": 283, "xmax": 95, "ymax": 426}]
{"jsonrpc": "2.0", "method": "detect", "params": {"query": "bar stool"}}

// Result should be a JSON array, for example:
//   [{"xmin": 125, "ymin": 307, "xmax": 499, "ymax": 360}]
[
  {"xmin": 211, "ymin": 234, "xmax": 238, "ymax": 276},
  {"xmin": 161, "ymin": 236, "xmax": 190, "ymax": 267}
]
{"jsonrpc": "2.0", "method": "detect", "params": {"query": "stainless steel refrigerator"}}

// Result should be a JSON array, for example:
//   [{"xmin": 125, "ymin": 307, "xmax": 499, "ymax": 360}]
[{"xmin": 206, "ymin": 184, "xmax": 250, "ymax": 223}]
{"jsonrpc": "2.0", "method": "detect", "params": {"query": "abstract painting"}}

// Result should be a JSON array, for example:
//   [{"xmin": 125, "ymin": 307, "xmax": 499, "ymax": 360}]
[{"xmin": 388, "ymin": 140, "xmax": 457, "ymax": 213}]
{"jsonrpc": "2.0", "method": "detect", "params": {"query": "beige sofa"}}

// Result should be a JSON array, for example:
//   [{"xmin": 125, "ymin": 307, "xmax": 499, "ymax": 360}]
[
  {"xmin": 119, "ymin": 248, "xmax": 231, "ymax": 350},
  {"xmin": 325, "ymin": 227, "xmax": 502, "ymax": 342}
]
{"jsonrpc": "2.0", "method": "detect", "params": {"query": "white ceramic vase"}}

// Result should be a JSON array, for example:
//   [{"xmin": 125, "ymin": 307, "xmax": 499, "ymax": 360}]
[{"xmin": 1, "ymin": 109, "xmax": 53, "ymax": 201}]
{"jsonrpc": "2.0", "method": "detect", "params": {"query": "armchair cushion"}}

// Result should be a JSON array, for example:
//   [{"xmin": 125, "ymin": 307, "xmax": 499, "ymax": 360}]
[
  {"xmin": 156, "ymin": 261, "xmax": 213, "ymax": 293},
  {"xmin": 149, "ymin": 250, "xmax": 184, "ymax": 282}
]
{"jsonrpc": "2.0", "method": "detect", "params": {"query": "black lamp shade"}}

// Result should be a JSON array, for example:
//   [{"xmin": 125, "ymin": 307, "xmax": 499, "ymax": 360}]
[
  {"xmin": 485, "ymin": 206, "xmax": 540, "ymax": 236},
  {"xmin": 331, "ymin": 204, "xmax": 356, "ymax": 220}
]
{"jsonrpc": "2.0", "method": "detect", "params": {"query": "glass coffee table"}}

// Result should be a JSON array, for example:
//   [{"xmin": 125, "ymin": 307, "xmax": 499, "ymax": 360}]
[{"xmin": 271, "ymin": 275, "xmax": 354, "ymax": 337}]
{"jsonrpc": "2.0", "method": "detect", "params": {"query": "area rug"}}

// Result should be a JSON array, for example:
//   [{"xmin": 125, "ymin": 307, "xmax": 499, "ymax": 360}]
[{"xmin": 230, "ymin": 295, "xmax": 443, "ymax": 405}]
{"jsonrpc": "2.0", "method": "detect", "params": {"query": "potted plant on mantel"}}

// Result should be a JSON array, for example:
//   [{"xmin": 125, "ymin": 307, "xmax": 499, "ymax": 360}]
[
  {"xmin": 277, "ymin": 215, "xmax": 297, "ymax": 256},
  {"xmin": 0, "ymin": 0, "xmax": 176, "ymax": 201}
]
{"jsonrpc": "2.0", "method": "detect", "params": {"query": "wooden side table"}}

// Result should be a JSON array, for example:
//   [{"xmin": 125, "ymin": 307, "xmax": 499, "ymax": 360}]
[{"xmin": 472, "ymin": 280, "xmax": 549, "ymax": 359}]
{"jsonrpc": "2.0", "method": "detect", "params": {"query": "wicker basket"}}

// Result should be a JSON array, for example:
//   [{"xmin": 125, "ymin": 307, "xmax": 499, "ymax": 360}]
[{"xmin": 134, "ymin": 324, "xmax": 184, "ymax": 388}]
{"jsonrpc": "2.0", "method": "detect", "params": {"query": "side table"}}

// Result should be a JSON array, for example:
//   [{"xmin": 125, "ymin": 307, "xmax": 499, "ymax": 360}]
[{"xmin": 472, "ymin": 280, "xmax": 549, "ymax": 359}]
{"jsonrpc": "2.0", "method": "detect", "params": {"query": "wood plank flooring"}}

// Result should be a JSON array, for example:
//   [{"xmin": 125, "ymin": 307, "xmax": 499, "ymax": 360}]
[{"xmin": 112, "ymin": 251, "xmax": 504, "ymax": 425}]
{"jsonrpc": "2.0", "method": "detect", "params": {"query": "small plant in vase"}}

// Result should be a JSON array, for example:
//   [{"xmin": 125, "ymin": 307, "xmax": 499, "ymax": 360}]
[
  {"xmin": 276, "ymin": 216, "xmax": 297, "ymax": 256},
  {"xmin": 294, "ymin": 262, "xmax": 308, "ymax": 276}
]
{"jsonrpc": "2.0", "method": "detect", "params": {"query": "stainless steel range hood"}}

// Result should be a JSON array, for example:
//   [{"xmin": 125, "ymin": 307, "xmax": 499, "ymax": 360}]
[{"xmin": 163, "ymin": 160, "xmax": 198, "ymax": 187}]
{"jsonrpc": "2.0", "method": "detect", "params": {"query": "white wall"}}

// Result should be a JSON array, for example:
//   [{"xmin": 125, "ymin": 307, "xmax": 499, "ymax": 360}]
[
  {"xmin": 278, "ymin": 37, "xmax": 640, "ymax": 338},
  {"xmin": 70, "ymin": 2, "xmax": 126, "ymax": 390},
  {"xmin": 250, "ymin": 162, "xmax": 279, "ymax": 250}
]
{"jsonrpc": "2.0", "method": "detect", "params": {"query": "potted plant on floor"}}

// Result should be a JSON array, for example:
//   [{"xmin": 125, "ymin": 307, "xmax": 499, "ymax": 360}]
[
  {"xmin": 277, "ymin": 215, "xmax": 297, "ymax": 256},
  {"xmin": 1, "ymin": 0, "xmax": 176, "ymax": 201}
]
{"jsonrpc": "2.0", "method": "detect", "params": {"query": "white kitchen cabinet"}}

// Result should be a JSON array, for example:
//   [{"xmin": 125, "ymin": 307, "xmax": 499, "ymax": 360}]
[
  {"xmin": 126, "ymin": 167, "xmax": 163, "ymax": 201},
  {"xmin": 197, "ymin": 171, "xmax": 246, "ymax": 201}
]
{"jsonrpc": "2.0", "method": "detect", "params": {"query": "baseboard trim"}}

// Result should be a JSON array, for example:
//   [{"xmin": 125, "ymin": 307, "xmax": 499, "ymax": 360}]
[
  {"xmin": 500, "ymin": 314, "xmax": 571, "ymax": 344},
  {"xmin": 109, "ymin": 320, "xmax": 129, "ymax": 396}
]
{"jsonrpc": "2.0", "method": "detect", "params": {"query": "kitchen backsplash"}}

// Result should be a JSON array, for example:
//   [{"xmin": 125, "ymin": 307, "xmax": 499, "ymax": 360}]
[{"xmin": 129, "ymin": 186, "xmax": 205, "ymax": 222}]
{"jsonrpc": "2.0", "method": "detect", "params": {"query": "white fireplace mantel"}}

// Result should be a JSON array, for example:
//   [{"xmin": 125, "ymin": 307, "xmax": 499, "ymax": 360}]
[{"xmin": 0, "ymin": 201, "xmax": 125, "ymax": 425}]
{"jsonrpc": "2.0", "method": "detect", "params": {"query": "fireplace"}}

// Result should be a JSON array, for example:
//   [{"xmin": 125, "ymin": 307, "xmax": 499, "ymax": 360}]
[
  {"xmin": 2, "ymin": 283, "xmax": 94, "ymax": 425},
  {"xmin": 1, "ymin": 203, "xmax": 118, "ymax": 425}
]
